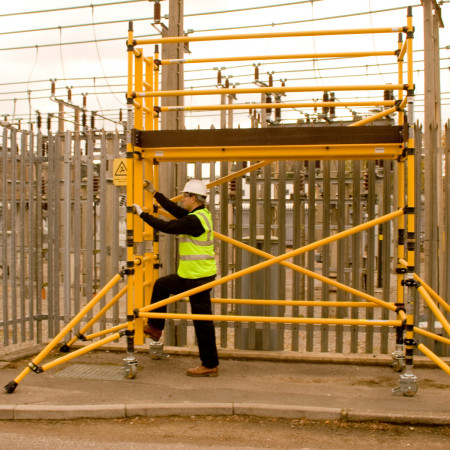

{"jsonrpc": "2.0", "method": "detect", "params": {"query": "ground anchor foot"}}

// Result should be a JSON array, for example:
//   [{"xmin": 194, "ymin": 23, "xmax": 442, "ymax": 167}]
[{"xmin": 4, "ymin": 380, "xmax": 18, "ymax": 394}]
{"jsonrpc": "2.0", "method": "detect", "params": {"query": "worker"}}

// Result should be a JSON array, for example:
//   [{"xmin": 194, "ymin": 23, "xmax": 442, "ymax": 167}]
[{"xmin": 133, "ymin": 179, "xmax": 219, "ymax": 377}]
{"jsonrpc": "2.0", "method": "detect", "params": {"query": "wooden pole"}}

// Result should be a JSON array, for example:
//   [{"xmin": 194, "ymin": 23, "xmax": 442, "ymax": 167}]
[
  {"xmin": 160, "ymin": 0, "xmax": 185, "ymax": 277},
  {"xmin": 423, "ymin": 0, "xmax": 443, "ymax": 292}
]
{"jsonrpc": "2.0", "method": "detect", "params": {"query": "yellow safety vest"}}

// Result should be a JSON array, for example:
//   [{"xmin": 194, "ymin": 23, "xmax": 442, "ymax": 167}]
[{"xmin": 177, "ymin": 208, "xmax": 216, "ymax": 279}]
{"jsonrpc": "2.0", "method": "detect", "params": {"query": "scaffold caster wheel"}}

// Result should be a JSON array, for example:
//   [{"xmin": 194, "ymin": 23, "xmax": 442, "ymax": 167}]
[
  {"xmin": 391, "ymin": 352, "xmax": 406, "ymax": 373},
  {"xmin": 149, "ymin": 341, "xmax": 169, "ymax": 360},
  {"xmin": 392, "ymin": 373, "xmax": 418, "ymax": 397},
  {"xmin": 123, "ymin": 358, "xmax": 138, "ymax": 379}
]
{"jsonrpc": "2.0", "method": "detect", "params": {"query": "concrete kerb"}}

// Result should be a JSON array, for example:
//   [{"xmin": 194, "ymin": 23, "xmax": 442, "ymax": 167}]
[{"xmin": 1, "ymin": 403, "xmax": 450, "ymax": 424}]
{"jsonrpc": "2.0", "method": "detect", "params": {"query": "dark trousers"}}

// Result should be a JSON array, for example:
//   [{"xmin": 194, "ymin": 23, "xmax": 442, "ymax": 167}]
[{"xmin": 148, "ymin": 273, "xmax": 219, "ymax": 369}]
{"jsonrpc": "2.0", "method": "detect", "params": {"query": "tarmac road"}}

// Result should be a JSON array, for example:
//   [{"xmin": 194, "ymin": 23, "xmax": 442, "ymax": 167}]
[{"xmin": 0, "ymin": 415, "xmax": 449, "ymax": 449}]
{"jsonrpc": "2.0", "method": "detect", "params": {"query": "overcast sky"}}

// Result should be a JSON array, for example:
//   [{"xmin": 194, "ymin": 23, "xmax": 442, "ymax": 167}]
[{"xmin": 0, "ymin": 0, "xmax": 449, "ymax": 131}]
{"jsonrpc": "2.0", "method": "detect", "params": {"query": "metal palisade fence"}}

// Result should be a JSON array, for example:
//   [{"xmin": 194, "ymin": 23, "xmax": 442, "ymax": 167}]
[{"xmin": 1, "ymin": 123, "xmax": 449, "ymax": 356}]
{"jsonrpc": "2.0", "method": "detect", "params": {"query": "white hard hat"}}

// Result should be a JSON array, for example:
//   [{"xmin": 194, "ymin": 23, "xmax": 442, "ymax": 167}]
[{"xmin": 181, "ymin": 179, "xmax": 207, "ymax": 197}]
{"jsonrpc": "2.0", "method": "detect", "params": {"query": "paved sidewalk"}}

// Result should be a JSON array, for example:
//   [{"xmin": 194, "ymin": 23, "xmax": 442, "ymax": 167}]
[{"xmin": 1, "ymin": 345, "xmax": 450, "ymax": 424}]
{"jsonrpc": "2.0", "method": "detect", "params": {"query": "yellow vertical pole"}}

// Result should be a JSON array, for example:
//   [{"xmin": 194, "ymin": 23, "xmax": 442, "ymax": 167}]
[
  {"xmin": 154, "ymin": 45, "xmax": 160, "ymax": 131},
  {"xmin": 392, "ymin": 31, "xmax": 407, "ymax": 368},
  {"xmin": 145, "ymin": 56, "xmax": 154, "ymax": 131},
  {"xmin": 125, "ymin": 22, "xmax": 137, "ymax": 360},
  {"xmin": 142, "ymin": 53, "xmax": 156, "ymax": 339},
  {"xmin": 151, "ymin": 46, "xmax": 161, "ymax": 306},
  {"xmin": 397, "ymin": 33, "xmax": 405, "ymax": 127},
  {"xmin": 133, "ymin": 49, "xmax": 145, "ymax": 345},
  {"xmin": 406, "ymin": 7, "xmax": 415, "ymax": 271},
  {"xmin": 392, "ymin": 7, "xmax": 418, "ymax": 395}
]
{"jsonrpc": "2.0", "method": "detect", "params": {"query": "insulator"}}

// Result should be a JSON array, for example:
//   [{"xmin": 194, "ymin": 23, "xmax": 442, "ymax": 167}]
[
  {"xmin": 266, "ymin": 95, "xmax": 272, "ymax": 115},
  {"xmin": 363, "ymin": 172, "xmax": 369, "ymax": 190},
  {"xmin": 154, "ymin": 1, "xmax": 161, "ymax": 23},
  {"xmin": 330, "ymin": 92, "xmax": 336, "ymax": 116},
  {"xmin": 254, "ymin": 65, "xmax": 259, "ymax": 82},
  {"xmin": 275, "ymin": 107, "xmax": 281, "ymax": 122},
  {"xmin": 93, "ymin": 176, "xmax": 100, "ymax": 194},
  {"xmin": 322, "ymin": 92, "xmax": 329, "ymax": 116},
  {"xmin": 217, "ymin": 70, "xmax": 222, "ymax": 85}
]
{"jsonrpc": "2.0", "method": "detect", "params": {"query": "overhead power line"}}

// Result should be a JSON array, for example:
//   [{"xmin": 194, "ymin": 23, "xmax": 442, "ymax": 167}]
[
  {"xmin": 0, "ymin": 0, "xmax": 147, "ymax": 18},
  {"xmin": 2, "ymin": 1, "xmax": 445, "ymax": 52}
]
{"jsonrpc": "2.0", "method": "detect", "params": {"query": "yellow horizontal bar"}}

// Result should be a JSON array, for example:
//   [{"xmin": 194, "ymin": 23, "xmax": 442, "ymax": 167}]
[
  {"xmin": 137, "ymin": 85, "xmax": 404, "ymax": 98},
  {"xmin": 160, "ymin": 100, "xmax": 395, "ymax": 112},
  {"xmin": 161, "ymin": 51, "xmax": 397, "ymax": 65},
  {"xmin": 143, "ymin": 143, "xmax": 403, "ymax": 162},
  {"xmin": 135, "ymin": 27, "xmax": 405, "ymax": 45},
  {"xmin": 211, "ymin": 298, "xmax": 378, "ymax": 307},
  {"xmin": 139, "ymin": 312, "xmax": 400, "ymax": 327},
  {"xmin": 417, "ymin": 343, "xmax": 450, "ymax": 376}
]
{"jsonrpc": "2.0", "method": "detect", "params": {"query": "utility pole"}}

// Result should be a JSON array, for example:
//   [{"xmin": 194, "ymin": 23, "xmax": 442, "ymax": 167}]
[
  {"xmin": 422, "ymin": 0, "xmax": 444, "ymax": 292},
  {"xmin": 159, "ymin": 0, "xmax": 185, "ymax": 276}
]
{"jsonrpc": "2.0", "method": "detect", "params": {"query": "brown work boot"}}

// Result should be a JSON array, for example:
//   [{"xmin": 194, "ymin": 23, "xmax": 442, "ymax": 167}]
[
  {"xmin": 143, "ymin": 324, "xmax": 162, "ymax": 341},
  {"xmin": 186, "ymin": 365, "xmax": 219, "ymax": 377}
]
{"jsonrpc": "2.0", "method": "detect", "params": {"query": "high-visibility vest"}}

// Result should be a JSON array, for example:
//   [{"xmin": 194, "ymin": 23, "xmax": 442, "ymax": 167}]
[{"xmin": 177, "ymin": 208, "xmax": 216, "ymax": 279}]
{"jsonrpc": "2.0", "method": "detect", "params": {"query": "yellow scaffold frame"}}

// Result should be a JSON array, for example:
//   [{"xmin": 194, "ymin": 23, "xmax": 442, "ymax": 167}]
[{"xmin": 5, "ymin": 7, "xmax": 450, "ymax": 395}]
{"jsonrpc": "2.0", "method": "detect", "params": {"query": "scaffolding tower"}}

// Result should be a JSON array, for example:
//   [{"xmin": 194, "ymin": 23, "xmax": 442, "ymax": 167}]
[{"xmin": 5, "ymin": 7, "xmax": 450, "ymax": 396}]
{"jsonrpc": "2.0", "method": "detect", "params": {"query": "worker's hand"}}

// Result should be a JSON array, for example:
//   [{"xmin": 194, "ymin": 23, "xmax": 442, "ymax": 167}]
[
  {"xmin": 144, "ymin": 180, "xmax": 156, "ymax": 194},
  {"xmin": 133, "ymin": 204, "xmax": 143, "ymax": 216}
]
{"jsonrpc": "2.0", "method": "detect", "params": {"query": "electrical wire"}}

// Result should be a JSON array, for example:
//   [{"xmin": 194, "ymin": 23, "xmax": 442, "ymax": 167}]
[
  {"xmin": 90, "ymin": 5, "xmax": 126, "ymax": 106},
  {"xmin": 59, "ymin": 26, "xmax": 67, "ymax": 83},
  {"xmin": 26, "ymin": 46, "xmax": 40, "ymax": 121},
  {"xmin": 0, "ymin": 0, "xmax": 148, "ymax": 18},
  {"xmin": 1, "ymin": 1, "xmax": 448, "ymax": 127},
  {"xmin": 368, "ymin": 0, "xmax": 386, "ymax": 84},
  {"xmin": 0, "ymin": 33, "xmax": 159, "ymax": 52},
  {"xmin": 0, "ymin": 2, "xmax": 433, "ymax": 52}
]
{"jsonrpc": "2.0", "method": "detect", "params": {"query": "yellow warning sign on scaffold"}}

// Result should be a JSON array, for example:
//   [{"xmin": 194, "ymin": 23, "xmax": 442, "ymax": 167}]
[{"xmin": 113, "ymin": 158, "xmax": 127, "ymax": 186}]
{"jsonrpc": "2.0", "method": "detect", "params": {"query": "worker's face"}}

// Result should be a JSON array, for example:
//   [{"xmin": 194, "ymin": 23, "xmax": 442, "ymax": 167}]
[{"xmin": 182, "ymin": 193, "xmax": 195, "ymax": 211}]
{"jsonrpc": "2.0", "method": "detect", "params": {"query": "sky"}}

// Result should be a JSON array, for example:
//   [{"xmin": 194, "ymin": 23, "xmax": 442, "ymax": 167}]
[{"xmin": 0, "ymin": 0, "xmax": 449, "ymax": 132}]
